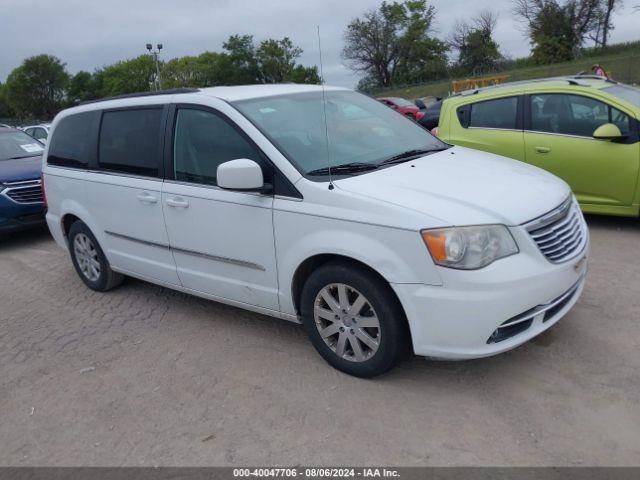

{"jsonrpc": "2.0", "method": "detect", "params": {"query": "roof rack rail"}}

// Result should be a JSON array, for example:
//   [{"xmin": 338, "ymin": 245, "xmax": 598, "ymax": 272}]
[
  {"xmin": 79, "ymin": 87, "xmax": 199, "ymax": 105},
  {"xmin": 570, "ymin": 74, "xmax": 619, "ymax": 84}
]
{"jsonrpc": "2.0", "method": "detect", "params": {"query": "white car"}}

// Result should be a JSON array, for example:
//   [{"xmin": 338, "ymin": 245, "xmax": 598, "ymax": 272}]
[
  {"xmin": 21, "ymin": 124, "xmax": 51, "ymax": 143},
  {"xmin": 42, "ymin": 85, "xmax": 589, "ymax": 377}
]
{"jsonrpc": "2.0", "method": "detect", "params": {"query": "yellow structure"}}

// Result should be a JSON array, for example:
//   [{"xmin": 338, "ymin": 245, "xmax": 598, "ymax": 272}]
[{"xmin": 452, "ymin": 74, "xmax": 509, "ymax": 93}]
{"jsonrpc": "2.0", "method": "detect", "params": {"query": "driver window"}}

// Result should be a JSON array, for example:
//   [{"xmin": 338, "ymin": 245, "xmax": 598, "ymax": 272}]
[
  {"xmin": 173, "ymin": 108, "xmax": 264, "ymax": 186},
  {"xmin": 530, "ymin": 94, "xmax": 631, "ymax": 137}
]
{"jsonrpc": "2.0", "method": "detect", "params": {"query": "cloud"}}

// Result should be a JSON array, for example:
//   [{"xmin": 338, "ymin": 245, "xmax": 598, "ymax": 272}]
[{"xmin": 1, "ymin": 0, "xmax": 638, "ymax": 87}]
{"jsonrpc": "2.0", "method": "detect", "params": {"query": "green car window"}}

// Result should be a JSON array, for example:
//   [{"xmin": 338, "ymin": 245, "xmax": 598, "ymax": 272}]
[
  {"xmin": 530, "ymin": 94, "xmax": 631, "ymax": 137},
  {"xmin": 469, "ymin": 97, "xmax": 518, "ymax": 130}
]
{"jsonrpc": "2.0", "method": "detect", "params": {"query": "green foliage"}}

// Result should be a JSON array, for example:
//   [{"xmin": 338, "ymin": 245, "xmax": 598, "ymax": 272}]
[
  {"xmin": 5, "ymin": 54, "xmax": 69, "ymax": 119},
  {"xmin": 162, "ymin": 36, "xmax": 319, "ymax": 88},
  {"xmin": 67, "ymin": 70, "xmax": 103, "ymax": 104},
  {"xmin": 222, "ymin": 35, "xmax": 262, "ymax": 84},
  {"xmin": 0, "ymin": 82, "xmax": 14, "ymax": 118},
  {"xmin": 162, "ymin": 52, "xmax": 229, "ymax": 88},
  {"xmin": 256, "ymin": 37, "xmax": 302, "ymax": 83},
  {"xmin": 342, "ymin": 0, "xmax": 449, "ymax": 88},
  {"xmin": 530, "ymin": 1, "xmax": 575, "ymax": 64},
  {"xmin": 96, "ymin": 55, "xmax": 157, "ymax": 97}
]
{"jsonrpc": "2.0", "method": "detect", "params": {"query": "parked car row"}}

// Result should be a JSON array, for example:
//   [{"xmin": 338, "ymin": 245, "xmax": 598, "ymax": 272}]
[{"xmin": 6, "ymin": 76, "xmax": 636, "ymax": 376}]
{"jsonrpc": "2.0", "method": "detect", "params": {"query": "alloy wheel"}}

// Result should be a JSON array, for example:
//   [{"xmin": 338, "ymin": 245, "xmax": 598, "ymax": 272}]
[
  {"xmin": 73, "ymin": 233, "xmax": 101, "ymax": 282},
  {"xmin": 313, "ymin": 283, "xmax": 381, "ymax": 362}
]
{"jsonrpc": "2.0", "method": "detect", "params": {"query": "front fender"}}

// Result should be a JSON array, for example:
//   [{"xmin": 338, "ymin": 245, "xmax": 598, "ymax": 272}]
[{"xmin": 274, "ymin": 209, "xmax": 442, "ymax": 315}]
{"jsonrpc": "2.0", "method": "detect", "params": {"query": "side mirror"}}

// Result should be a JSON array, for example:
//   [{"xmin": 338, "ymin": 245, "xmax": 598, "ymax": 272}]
[
  {"xmin": 593, "ymin": 123, "xmax": 625, "ymax": 141},
  {"xmin": 217, "ymin": 159, "xmax": 264, "ymax": 191}
]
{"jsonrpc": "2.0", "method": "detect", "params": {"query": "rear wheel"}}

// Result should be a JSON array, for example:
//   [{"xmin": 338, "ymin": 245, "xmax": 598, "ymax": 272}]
[
  {"xmin": 300, "ymin": 261, "xmax": 409, "ymax": 377},
  {"xmin": 68, "ymin": 221, "xmax": 123, "ymax": 291}
]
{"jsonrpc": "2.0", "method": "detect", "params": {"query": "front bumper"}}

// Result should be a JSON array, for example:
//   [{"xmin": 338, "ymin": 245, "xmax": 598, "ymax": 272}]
[{"xmin": 392, "ymin": 226, "xmax": 589, "ymax": 359}]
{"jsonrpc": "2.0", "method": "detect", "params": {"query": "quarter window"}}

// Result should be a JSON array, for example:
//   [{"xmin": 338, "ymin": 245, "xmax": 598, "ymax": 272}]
[
  {"xmin": 98, "ymin": 108, "xmax": 163, "ymax": 177},
  {"xmin": 530, "ymin": 94, "xmax": 631, "ymax": 137},
  {"xmin": 173, "ymin": 108, "xmax": 264, "ymax": 186},
  {"xmin": 48, "ymin": 112, "xmax": 98, "ymax": 168},
  {"xmin": 469, "ymin": 97, "xmax": 518, "ymax": 130}
]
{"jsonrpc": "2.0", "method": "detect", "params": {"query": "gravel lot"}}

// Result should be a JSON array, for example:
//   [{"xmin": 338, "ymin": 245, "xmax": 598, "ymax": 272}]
[{"xmin": 1, "ymin": 216, "xmax": 639, "ymax": 466}]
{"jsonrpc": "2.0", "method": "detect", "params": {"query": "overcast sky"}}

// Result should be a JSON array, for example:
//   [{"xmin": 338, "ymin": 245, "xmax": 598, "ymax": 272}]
[{"xmin": 2, "ymin": 0, "xmax": 639, "ymax": 87}]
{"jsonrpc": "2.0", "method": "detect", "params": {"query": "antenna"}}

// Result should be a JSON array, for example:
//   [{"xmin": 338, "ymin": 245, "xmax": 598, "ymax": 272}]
[{"xmin": 317, "ymin": 25, "xmax": 334, "ymax": 190}]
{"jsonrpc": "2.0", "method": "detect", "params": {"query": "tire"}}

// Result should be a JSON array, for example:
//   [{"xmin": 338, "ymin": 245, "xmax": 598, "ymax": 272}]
[
  {"xmin": 68, "ymin": 221, "xmax": 124, "ymax": 292},
  {"xmin": 300, "ymin": 261, "xmax": 409, "ymax": 377}
]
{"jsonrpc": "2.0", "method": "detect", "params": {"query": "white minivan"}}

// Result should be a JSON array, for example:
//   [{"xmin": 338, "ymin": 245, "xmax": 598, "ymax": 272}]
[{"xmin": 43, "ymin": 85, "xmax": 589, "ymax": 377}]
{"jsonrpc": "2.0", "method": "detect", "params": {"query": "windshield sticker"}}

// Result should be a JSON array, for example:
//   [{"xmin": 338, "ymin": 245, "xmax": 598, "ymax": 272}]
[{"xmin": 19, "ymin": 143, "xmax": 44, "ymax": 153}]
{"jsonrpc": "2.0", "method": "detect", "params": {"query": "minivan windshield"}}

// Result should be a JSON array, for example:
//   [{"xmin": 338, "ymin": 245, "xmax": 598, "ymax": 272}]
[
  {"xmin": 603, "ymin": 84, "xmax": 640, "ymax": 108},
  {"xmin": 233, "ymin": 90, "xmax": 448, "ymax": 177},
  {"xmin": 0, "ymin": 130, "xmax": 44, "ymax": 160}
]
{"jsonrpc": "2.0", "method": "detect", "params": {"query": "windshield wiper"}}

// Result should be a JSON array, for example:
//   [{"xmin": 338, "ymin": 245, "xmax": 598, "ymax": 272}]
[
  {"xmin": 378, "ymin": 147, "xmax": 450, "ymax": 166},
  {"xmin": 307, "ymin": 162, "xmax": 379, "ymax": 176}
]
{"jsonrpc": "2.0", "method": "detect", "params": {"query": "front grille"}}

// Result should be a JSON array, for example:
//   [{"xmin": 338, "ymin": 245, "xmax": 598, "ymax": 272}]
[
  {"xmin": 3, "ymin": 180, "xmax": 44, "ymax": 204},
  {"xmin": 524, "ymin": 197, "xmax": 587, "ymax": 263}
]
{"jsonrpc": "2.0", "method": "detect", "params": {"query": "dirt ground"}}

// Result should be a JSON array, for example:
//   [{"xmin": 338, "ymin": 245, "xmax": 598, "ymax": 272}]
[{"xmin": 0, "ymin": 215, "xmax": 639, "ymax": 466}]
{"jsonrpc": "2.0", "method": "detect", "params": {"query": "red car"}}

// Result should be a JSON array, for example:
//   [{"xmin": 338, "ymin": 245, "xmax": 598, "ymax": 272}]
[{"xmin": 377, "ymin": 97, "xmax": 424, "ymax": 121}]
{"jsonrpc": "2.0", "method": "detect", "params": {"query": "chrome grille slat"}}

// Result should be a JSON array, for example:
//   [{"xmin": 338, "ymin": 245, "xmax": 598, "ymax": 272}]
[
  {"xmin": 536, "ymin": 217, "xmax": 579, "ymax": 247},
  {"xmin": 524, "ymin": 198, "xmax": 587, "ymax": 263},
  {"xmin": 3, "ymin": 180, "xmax": 44, "ymax": 205},
  {"xmin": 539, "ymin": 223, "xmax": 581, "ymax": 255},
  {"xmin": 530, "ymin": 211, "xmax": 577, "ymax": 239}
]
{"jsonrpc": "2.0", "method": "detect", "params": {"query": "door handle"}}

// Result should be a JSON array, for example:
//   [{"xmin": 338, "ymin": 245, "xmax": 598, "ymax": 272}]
[
  {"xmin": 137, "ymin": 192, "xmax": 158, "ymax": 204},
  {"xmin": 166, "ymin": 197, "xmax": 190, "ymax": 208},
  {"xmin": 535, "ymin": 146, "xmax": 551, "ymax": 154}
]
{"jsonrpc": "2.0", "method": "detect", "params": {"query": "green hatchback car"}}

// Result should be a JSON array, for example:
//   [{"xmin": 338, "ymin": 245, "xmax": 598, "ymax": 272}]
[{"xmin": 437, "ymin": 76, "xmax": 640, "ymax": 217}]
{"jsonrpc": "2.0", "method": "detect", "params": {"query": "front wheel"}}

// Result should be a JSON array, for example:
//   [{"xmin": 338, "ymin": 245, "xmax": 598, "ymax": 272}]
[{"xmin": 300, "ymin": 261, "xmax": 409, "ymax": 377}]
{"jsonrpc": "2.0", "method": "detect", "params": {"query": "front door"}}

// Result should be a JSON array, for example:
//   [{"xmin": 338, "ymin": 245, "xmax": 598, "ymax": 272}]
[
  {"xmin": 524, "ymin": 93, "xmax": 639, "ymax": 208},
  {"xmin": 161, "ymin": 105, "xmax": 280, "ymax": 311}
]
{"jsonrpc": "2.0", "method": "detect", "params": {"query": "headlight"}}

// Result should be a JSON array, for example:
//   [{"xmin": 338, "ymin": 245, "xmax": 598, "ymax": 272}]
[{"xmin": 421, "ymin": 225, "xmax": 519, "ymax": 270}]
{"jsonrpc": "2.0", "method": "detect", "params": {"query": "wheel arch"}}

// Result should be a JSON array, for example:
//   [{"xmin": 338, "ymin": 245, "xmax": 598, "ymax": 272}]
[{"xmin": 290, "ymin": 253, "xmax": 413, "ymax": 349}]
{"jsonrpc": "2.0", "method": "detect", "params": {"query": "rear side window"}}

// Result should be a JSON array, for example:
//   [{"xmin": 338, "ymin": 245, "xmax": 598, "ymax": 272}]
[
  {"xmin": 48, "ymin": 112, "xmax": 98, "ymax": 168},
  {"xmin": 173, "ymin": 108, "xmax": 264, "ymax": 186},
  {"xmin": 98, "ymin": 108, "xmax": 163, "ymax": 177},
  {"xmin": 469, "ymin": 97, "xmax": 518, "ymax": 130}
]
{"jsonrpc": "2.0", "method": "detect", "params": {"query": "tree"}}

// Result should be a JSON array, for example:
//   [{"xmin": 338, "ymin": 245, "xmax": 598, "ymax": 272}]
[
  {"xmin": 0, "ymin": 82, "xmax": 14, "ymax": 118},
  {"xmin": 342, "ymin": 0, "xmax": 448, "ymax": 88},
  {"xmin": 162, "ymin": 52, "xmax": 229, "ymax": 88},
  {"xmin": 287, "ymin": 65, "xmax": 321, "ymax": 84},
  {"xmin": 222, "ymin": 35, "xmax": 261, "ymax": 84},
  {"xmin": 256, "ymin": 37, "xmax": 302, "ymax": 83},
  {"xmin": 450, "ymin": 11, "xmax": 502, "ymax": 75},
  {"xmin": 94, "ymin": 55, "xmax": 157, "ymax": 97},
  {"xmin": 5, "ymin": 54, "xmax": 69, "ymax": 119},
  {"xmin": 514, "ymin": 0, "xmax": 601, "ymax": 63},
  {"xmin": 590, "ymin": 0, "xmax": 621, "ymax": 47},
  {"xmin": 67, "ymin": 70, "xmax": 102, "ymax": 104}
]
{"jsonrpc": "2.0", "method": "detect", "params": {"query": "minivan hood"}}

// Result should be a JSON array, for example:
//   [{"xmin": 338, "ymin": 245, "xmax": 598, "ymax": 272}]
[
  {"xmin": 0, "ymin": 156, "xmax": 43, "ymax": 183},
  {"xmin": 335, "ymin": 146, "xmax": 570, "ymax": 226}
]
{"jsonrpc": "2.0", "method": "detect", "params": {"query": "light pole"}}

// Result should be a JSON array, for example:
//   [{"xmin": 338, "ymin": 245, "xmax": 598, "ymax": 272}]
[{"xmin": 146, "ymin": 43, "xmax": 163, "ymax": 91}]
